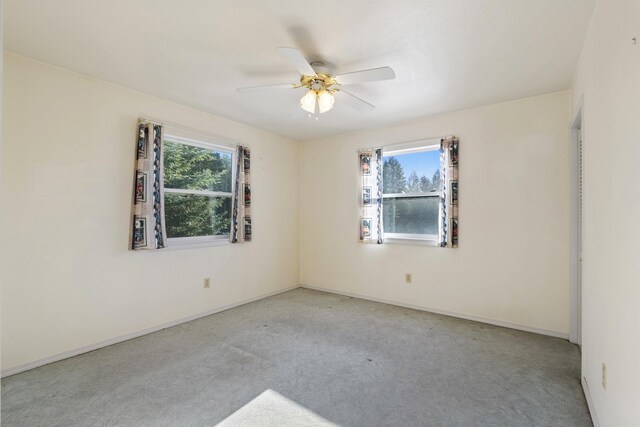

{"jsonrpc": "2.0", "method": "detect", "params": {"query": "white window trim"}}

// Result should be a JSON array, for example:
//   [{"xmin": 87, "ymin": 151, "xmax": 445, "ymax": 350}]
[
  {"xmin": 163, "ymin": 133, "xmax": 236, "ymax": 249},
  {"xmin": 383, "ymin": 192, "xmax": 439, "ymax": 199},
  {"xmin": 163, "ymin": 124, "xmax": 238, "ymax": 151},
  {"xmin": 382, "ymin": 139, "xmax": 441, "ymax": 245},
  {"xmin": 384, "ymin": 138, "xmax": 440, "ymax": 156}
]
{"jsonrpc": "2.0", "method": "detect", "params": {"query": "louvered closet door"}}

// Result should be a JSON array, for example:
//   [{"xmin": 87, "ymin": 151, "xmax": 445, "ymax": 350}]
[
  {"xmin": 578, "ymin": 128, "xmax": 583, "ymax": 264},
  {"xmin": 577, "ymin": 127, "xmax": 583, "ymax": 343}
]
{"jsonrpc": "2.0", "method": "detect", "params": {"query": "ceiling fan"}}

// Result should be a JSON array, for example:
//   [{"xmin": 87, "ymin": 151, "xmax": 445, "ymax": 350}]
[{"xmin": 236, "ymin": 47, "xmax": 395, "ymax": 115}]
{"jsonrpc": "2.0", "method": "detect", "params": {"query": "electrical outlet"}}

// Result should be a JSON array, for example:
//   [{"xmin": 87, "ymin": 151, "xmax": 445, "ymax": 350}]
[
  {"xmin": 204, "ymin": 278, "xmax": 211, "ymax": 289},
  {"xmin": 405, "ymin": 273, "xmax": 412, "ymax": 284},
  {"xmin": 602, "ymin": 363, "xmax": 607, "ymax": 390}
]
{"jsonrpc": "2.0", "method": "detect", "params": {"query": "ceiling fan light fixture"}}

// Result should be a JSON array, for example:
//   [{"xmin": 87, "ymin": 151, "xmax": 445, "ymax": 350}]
[
  {"xmin": 317, "ymin": 90, "xmax": 335, "ymax": 114},
  {"xmin": 300, "ymin": 90, "xmax": 317, "ymax": 114}
]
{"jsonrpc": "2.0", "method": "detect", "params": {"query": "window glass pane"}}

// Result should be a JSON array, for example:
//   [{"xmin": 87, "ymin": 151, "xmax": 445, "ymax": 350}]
[
  {"xmin": 383, "ymin": 150, "xmax": 440, "ymax": 193},
  {"xmin": 383, "ymin": 196, "xmax": 438, "ymax": 235},
  {"xmin": 164, "ymin": 194, "xmax": 231, "ymax": 238},
  {"xmin": 164, "ymin": 141, "xmax": 233, "ymax": 192}
]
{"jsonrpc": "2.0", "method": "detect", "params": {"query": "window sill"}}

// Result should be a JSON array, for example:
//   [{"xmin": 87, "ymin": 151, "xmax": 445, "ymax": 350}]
[
  {"xmin": 165, "ymin": 236, "xmax": 231, "ymax": 250},
  {"xmin": 384, "ymin": 236, "xmax": 439, "ymax": 247}
]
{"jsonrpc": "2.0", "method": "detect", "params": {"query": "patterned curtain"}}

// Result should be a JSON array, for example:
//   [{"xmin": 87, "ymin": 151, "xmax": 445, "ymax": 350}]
[
  {"xmin": 358, "ymin": 148, "xmax": 384, "ymax": 244},
  {"xmin": 131, "ymin": 119, "xmax": 167, "ymax": 250},
  {"xmin": 231, "ymin": 146, "xmax": 251, "ymax": 243},
  {"xmin": 438, "ymin": 136, "xmax": 459, "ymax": 247}
]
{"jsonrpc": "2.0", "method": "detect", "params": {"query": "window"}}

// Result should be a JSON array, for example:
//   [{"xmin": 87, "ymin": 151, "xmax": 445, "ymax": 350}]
[
  {"xmin": 163, "ymin": 135, "xmax": 234, "ymax": 245},
  {"xmin": 383, "ymin": 143, "xmax": 440, "ymax": 241}
]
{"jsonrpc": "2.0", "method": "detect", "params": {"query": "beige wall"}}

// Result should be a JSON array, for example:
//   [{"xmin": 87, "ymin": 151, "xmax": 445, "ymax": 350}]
[
  {"xmin": 1, "ymin": 53, "xmax": 300, "ymax": 372},
  {"xmin": 300, "ymin": 91, "xmax": 572, "ymax": 337},
  {"xmin": 571, "ymin": 2, "xmax": 640, "ymax": 426}
]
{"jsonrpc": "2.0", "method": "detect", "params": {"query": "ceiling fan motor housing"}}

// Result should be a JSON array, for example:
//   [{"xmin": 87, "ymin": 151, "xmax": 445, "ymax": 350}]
[
  {"xmin": 300, "ymin": 63, "xmax": 339, "ymax": 93},
  {"xmin": 310, "ymin": 62, "xmax": 330, "ymax": 76}
]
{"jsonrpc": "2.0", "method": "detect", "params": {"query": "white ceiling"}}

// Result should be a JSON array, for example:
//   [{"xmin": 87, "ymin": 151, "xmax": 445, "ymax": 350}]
[{"xmin": 5, "ymin": 0, "xmax": 595, "ymax": 141}]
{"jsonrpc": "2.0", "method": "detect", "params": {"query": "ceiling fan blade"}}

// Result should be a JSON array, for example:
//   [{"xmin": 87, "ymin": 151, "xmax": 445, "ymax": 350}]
[
  {"xmin": 236, "ymin": 83, "xmax": 294, "ymax": 93},
  {"xmin": 339, "ymin": 90, "xmax": 375, "ymax": 112},
  {"xmin": 277, "ymin": 47, "xmax": 316, "ymax": 76},
  {"xmin": 335, "ymin": 67, "xmax": 395, "ymax": 86}
]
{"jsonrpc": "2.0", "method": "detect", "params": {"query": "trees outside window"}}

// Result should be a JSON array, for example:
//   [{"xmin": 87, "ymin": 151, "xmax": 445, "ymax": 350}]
[
  {"xmin": 382, "ymin": 147, "xmax": 440, "ymax": 238},
  {"xmin": 163, "ymin": 137, "xmax": 233, "ymax": 241}
]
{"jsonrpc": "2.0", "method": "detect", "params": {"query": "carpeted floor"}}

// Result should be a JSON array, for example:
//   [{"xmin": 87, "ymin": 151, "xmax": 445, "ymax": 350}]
[{"xmin": 1, "ymin": 288, "xmax": 592, "ymax": 426}]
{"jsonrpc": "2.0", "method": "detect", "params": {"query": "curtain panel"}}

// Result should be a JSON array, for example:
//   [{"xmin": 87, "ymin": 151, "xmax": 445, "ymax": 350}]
[
  {"xmin": 231, "ymin": 146, "xmax": 251, "ymax": 243},
  {"xmin": 131, "ymin": 119, "xmax": 167, "ymax": 250},
  {"xmin": 358, "ymin": 148, "xmax": 384, "ymax": 244},
  {"xmin": 438, "ymin": 136, "xmax": 459, "ymax": 248}
]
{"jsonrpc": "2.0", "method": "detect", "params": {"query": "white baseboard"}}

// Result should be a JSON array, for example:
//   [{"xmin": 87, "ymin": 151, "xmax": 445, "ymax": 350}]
[
  {"xmin": 301, "ymin": 284, "xmax": 569, "ymax": 339},
  {"xmin": 582, "ymin": 376, "xmax": 600, "ymax": 427},
  {"xmin": 1, "ymin": 285, "xmax": 301, "ymax": 378}
]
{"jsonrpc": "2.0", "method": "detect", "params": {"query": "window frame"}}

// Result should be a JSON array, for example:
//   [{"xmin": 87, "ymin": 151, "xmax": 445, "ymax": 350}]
[
  {"xmin": 382, "ymin": 139, "xmax": 441, "ymax": 244},
  {"xmin": 162, "ymin": 132, "xmax": 236, "ymax": 249}
]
